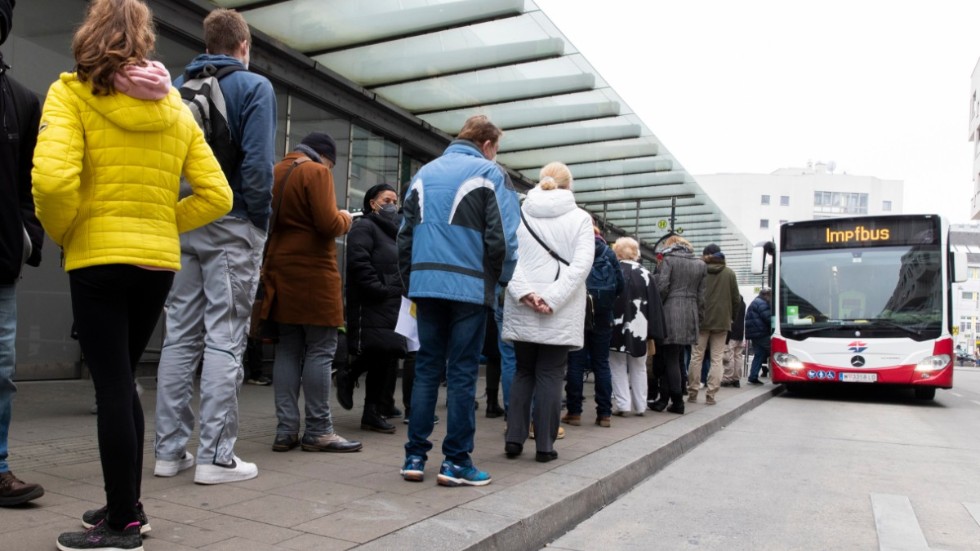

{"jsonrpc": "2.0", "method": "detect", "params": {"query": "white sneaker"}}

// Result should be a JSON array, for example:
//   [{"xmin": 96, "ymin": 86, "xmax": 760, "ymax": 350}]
[
  {"xmin": 194, "ymin": 455, "xmax": 258, "ymax": 485},
  {"xmin": 154, "ymin": 451, "xmax": 194, "ymax": 477}
]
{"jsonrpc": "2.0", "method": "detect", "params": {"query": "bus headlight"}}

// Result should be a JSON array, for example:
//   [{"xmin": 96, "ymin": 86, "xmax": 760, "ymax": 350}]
[
  {"xmin": 772, "ymin": 352, "xmax": 803, "ymax": 369},
  {"xmin": 915, "ymin": 354, "xmax": 950, "ymax": 372}
]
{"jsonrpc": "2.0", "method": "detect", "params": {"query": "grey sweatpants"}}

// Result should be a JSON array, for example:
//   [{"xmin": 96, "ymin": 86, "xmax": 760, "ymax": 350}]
[{"xmin": 154, "ymin": 216, "xmax": 264, "ymax": 466}]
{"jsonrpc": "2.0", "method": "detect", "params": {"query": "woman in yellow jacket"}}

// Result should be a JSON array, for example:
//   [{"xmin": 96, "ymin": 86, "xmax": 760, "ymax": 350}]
[{"xmin": 31, "ymin": 1, "xmax": 231, "ymax": 550}]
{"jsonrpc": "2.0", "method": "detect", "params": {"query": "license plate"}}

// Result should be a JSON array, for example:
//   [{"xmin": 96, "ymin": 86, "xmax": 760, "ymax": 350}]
[{"xmin": 841, "ymin": 372, "xmax": 877, "ymax": 383}]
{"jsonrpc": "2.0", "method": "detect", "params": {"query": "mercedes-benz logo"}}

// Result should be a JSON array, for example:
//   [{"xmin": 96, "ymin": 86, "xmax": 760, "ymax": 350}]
[{"xmin": 851, "ymin": 356, "xmax": 865, "ymax": 367}]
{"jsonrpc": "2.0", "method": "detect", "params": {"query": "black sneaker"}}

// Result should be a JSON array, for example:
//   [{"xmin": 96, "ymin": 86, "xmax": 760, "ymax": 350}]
[
  {"xmin": 747, "ymin": 379, "xmax": 764, "ymax": 385},
  {"xmin": 380, "ymin": 405, "xmax": 403, "ymax": 418},
  {"xmin": 82, "ymin": 502, "xmax": 150, "ymax": 535},
  {"xmin": 403, "ymin": 414, "xmax": 439, "ymax": 425},
  {"xmin": 57, "ymin": 520, "xmax": 143, "ymax": 550}
]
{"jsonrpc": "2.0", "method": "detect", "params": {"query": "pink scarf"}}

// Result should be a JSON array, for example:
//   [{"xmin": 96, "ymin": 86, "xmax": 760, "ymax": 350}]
[{"xmin": 114, "ymin": 60, "xmax": 171, "ymax": 100}]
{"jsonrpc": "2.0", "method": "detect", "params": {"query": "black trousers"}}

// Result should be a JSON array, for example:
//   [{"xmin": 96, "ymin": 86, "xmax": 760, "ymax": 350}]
[
  {"xmin": 350, "ymin": 349, "xmax": 398, "ymax": 408},
  {"xmin": 658, "ymin": 343, "xmax": 686, "ymax": 402},
  {"xmin": 69, "ymin": 265, "xmax": 173, "ymax": 529}
]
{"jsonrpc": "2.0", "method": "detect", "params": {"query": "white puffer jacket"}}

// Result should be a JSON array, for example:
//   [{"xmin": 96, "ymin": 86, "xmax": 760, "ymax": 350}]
[{"xmin": 502, "ymin": 186, "xmax": 593, "ymax": 348}]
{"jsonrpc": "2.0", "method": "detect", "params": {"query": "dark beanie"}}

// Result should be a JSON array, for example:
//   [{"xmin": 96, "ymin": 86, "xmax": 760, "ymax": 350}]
[
  {"xmin": 0, "ymin": 1, "xmax": 15, "ymax": 46},
  {"xmin": 363, "ymin": 183, "xmax": 397, "ymax": 212},
  {"xmin": 300, "ymin": 132, "xmax": 337, "ymax": 165},
  {"xmin": 703, "ymin": 243, "xmax": 722, "ymax": 257}
]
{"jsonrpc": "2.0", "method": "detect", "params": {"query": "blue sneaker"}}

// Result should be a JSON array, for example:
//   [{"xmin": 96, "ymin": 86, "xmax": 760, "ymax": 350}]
[
  {"xmin": 437, "ymin": 460, "xmax": 492, "ymax": 487},
  {"xmin": 400, "ymin": 455, "xmax": 425, "ymax": 482}
]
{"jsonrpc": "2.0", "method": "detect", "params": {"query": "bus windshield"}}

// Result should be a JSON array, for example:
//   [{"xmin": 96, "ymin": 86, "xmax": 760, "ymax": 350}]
[{"xmin": 779, "ymin": 244, "xmax": 942, "ymax": 341}]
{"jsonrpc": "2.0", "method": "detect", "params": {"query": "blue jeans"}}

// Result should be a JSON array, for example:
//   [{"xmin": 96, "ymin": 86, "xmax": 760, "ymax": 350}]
[
  {"xmin": 749, "ymin": 338, "xmax": 770, "ymax": 381},
  {"xmin": 273, "ymin": 324, "xmax": 338, "ymax": 437},
  {"xmin": 495, "ymin": 303, "xmax": 516, "ymax": 410},
  {"xmin": 406, "ymin": 299, "xmax": 487, "ymax": 466},
  {"xmin": 0, "ymin": 284, "xmax": 17, "ymax": 473},
  {"xmin": 565, "ymin": 307, "xmax": 613, "ymax": 417}
]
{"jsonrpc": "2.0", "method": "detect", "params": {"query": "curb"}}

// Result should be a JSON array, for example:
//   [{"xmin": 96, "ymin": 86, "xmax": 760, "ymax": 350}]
[{"xmin": 356, "ymin": 384, "xmax": 783, "ymax": 550}]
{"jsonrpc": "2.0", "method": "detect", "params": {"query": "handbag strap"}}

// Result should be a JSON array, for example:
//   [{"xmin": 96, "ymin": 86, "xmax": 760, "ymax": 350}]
[
  {"xmin": 520, "ymin": 209, "xmax": 568, "ymax": 281},
  {"xmin": 262, "ymin": 158, "xmax": 308, "ymax": 260},
  {"xmin": 520, "ymin": 209, "xmax": 569, "ymax": 265}
]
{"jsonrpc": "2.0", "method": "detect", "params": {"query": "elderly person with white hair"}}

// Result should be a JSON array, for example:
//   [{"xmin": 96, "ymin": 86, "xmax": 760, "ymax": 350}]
[
  {"xmin": 609, "ymin": 238, "xmax": 666, "ymax": 415},
  {"xmin": 502, "ymin": 161, "xmax": 593, "ymax": 463}
]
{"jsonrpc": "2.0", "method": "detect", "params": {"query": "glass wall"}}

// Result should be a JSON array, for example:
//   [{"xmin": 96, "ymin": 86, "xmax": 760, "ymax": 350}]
[
  {"xmin": 349, "ymin": 125, "xmax": 401, "ymax": 214},
  {"xmin": 284, "ymin": 95, "xmax": 352, "ymax": 206},
  {"xmin": 6, "ymin": 2, "xmax": 432, "ymax": 379}
]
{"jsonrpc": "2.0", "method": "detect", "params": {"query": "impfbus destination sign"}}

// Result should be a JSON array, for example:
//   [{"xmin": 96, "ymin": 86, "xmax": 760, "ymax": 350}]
[{"xmin": 782, "ymin": 215, "xmax": 939, "ymax": 251}]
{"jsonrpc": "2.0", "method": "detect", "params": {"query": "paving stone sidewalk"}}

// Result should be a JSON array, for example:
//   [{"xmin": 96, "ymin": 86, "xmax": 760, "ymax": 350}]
[{"xmin": 0, "ymin": 374, "xmax": 778, "ymax": 550}]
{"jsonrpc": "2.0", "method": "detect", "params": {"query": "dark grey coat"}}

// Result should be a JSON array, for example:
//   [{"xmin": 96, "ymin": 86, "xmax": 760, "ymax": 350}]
[{"xmin": 654, "ymin": 246, "xmax": 706, "ymax": 345}]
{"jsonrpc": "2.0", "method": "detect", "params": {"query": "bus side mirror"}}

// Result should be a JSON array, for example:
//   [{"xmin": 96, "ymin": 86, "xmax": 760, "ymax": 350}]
[
  {"xmin": 952, "ymin": 250, "xmax": 968, "ymax": 283},
  {"xmin": 751, "ymin": 241, "xmax": 773, "ymax": 275}
]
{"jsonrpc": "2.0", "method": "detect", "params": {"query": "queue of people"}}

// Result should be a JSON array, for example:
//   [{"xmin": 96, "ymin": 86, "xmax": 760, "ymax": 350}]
[{"xmin": 0, "ymin": 1, "xmax": 770, "ymax": 549}]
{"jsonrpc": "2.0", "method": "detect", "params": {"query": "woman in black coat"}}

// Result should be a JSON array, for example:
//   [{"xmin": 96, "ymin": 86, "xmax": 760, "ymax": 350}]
[{"xmin": 337, "ymin": 184, "xmax": 406, "ymax": 433}]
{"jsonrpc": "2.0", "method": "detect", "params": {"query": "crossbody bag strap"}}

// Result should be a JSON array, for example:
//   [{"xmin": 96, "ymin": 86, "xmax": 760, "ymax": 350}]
[
  {"xmin": 520, "ymin": 209, "xmax": 568, "ymax": 281},
  {"xmin": 263, "ymin": 158, "xmax": 309, "ymax": 260}
]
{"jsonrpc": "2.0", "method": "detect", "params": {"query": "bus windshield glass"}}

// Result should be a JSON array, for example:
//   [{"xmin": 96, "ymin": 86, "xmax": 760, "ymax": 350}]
[{"xmin": 778, "ymin": 245, "xmax": 942, "ymax": 341}]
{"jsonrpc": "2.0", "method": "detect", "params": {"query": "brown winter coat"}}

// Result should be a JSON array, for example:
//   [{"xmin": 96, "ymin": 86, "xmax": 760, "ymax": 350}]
[{"xmin": 260, "ymin": 152, "xmax": 351, "ymax": 327}]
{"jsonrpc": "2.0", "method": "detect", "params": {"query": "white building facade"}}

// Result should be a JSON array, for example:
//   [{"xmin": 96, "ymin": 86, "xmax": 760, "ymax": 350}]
[
  {"xmin": 696, "ymin": 162, "xmax": 904, "ymax": 246},
  {"xmin": 950, "ymin": 224, "xmax": 980, "ymax": 353},
  {"xmin": 970, "ymin": 57, "xmax": 980, "ymax": 219}
]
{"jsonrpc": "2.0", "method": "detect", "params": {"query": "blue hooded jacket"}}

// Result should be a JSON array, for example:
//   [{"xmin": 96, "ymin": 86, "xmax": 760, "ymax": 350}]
[
  {"xmin": 177, "ymin": 54, "xmax": 277, "ymax": 231},
  {"xmin": 398, "ymin": 139, "xmax": 520, "ymax": 307}
]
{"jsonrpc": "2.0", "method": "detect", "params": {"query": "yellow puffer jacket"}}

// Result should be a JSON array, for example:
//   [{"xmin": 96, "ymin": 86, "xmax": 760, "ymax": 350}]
[{"xmin": 32, "ymin": 72, "xmax": 232, "ymax": 272}]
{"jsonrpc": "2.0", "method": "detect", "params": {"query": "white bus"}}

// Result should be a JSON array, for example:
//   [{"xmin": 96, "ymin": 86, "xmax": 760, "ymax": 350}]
[{"xmin": 752, "ymin": 214, "xmax": 967, "ymax": 400}]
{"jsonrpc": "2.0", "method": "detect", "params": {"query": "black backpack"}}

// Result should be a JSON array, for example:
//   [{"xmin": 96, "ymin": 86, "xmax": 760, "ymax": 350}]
[{"xmin": 179, "ymin": 64, "xmax": 243, "ymax": 176}]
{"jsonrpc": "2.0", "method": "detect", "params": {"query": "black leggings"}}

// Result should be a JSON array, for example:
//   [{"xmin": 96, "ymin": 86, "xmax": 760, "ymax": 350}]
[{"xmin": 70, "ymin": 265, "xmax": 173, "ymax": 530}]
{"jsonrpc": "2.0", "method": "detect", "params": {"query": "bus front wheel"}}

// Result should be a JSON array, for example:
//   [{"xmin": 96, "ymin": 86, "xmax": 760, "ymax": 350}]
[{"xmin": 913, "ymin": 387, "xmax": 936, "ymax": 400}]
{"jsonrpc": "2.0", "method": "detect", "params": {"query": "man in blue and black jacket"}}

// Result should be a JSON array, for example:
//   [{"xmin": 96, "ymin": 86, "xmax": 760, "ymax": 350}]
[{"xmin": 398, "ymin": 115, "xmax": 519, "ymax": 487}]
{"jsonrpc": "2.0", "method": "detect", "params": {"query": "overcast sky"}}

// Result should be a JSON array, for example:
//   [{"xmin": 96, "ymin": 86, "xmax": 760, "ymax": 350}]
[{"xmin": 534, "ymin": 0, "xmax": 980, "ymax": 223}]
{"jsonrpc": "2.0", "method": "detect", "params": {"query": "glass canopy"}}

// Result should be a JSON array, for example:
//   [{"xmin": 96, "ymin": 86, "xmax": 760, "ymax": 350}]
[{"xmin": 209, "ymin": 0, "xmax": 754, "ymax": 277}]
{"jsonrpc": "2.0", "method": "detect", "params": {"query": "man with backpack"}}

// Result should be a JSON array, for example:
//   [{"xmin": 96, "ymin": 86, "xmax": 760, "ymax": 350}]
[
  {"xmin": 154, "ymin": 8, "xmax": 276, "ymax": 485},
  {"xmin": 563, "ymin": 226, "xmax": 624, "ymax": 428}
]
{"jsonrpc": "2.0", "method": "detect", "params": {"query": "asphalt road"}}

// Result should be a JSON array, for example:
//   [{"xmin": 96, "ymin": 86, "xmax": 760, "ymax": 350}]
[{"xmin": 546, "ymin": 368, "xmax": 980, "ymax": 551}]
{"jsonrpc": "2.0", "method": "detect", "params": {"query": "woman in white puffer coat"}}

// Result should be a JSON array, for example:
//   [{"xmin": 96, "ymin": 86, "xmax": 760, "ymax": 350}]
[{"xmin": 502, "ymin": 162, "xmax": 593, "ymax": 463}]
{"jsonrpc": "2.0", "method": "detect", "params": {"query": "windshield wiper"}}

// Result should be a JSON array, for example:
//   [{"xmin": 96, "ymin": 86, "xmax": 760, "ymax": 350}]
[
  {"xmin": 865, "ymin": 319, "xmax": 926, "ymax": 337},
  {"xmin": 782, "ymin": 324, "xmax": 836, "ymax": 337}
]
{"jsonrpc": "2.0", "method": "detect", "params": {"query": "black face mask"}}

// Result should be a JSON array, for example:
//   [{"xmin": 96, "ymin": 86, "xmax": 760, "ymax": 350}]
[{"xmin": 377, "ymin": 202, "xmax": 399, "ymax": 222}]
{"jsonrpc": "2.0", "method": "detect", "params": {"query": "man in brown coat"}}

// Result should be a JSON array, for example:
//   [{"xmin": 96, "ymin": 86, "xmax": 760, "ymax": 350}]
[
  {"xmin": 260, "ymin": 132, "xmax": 362, "ymax": 453},
  {"xmin": 687, "ymin": 243, "xmax": 740, "ymax": 405}
]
